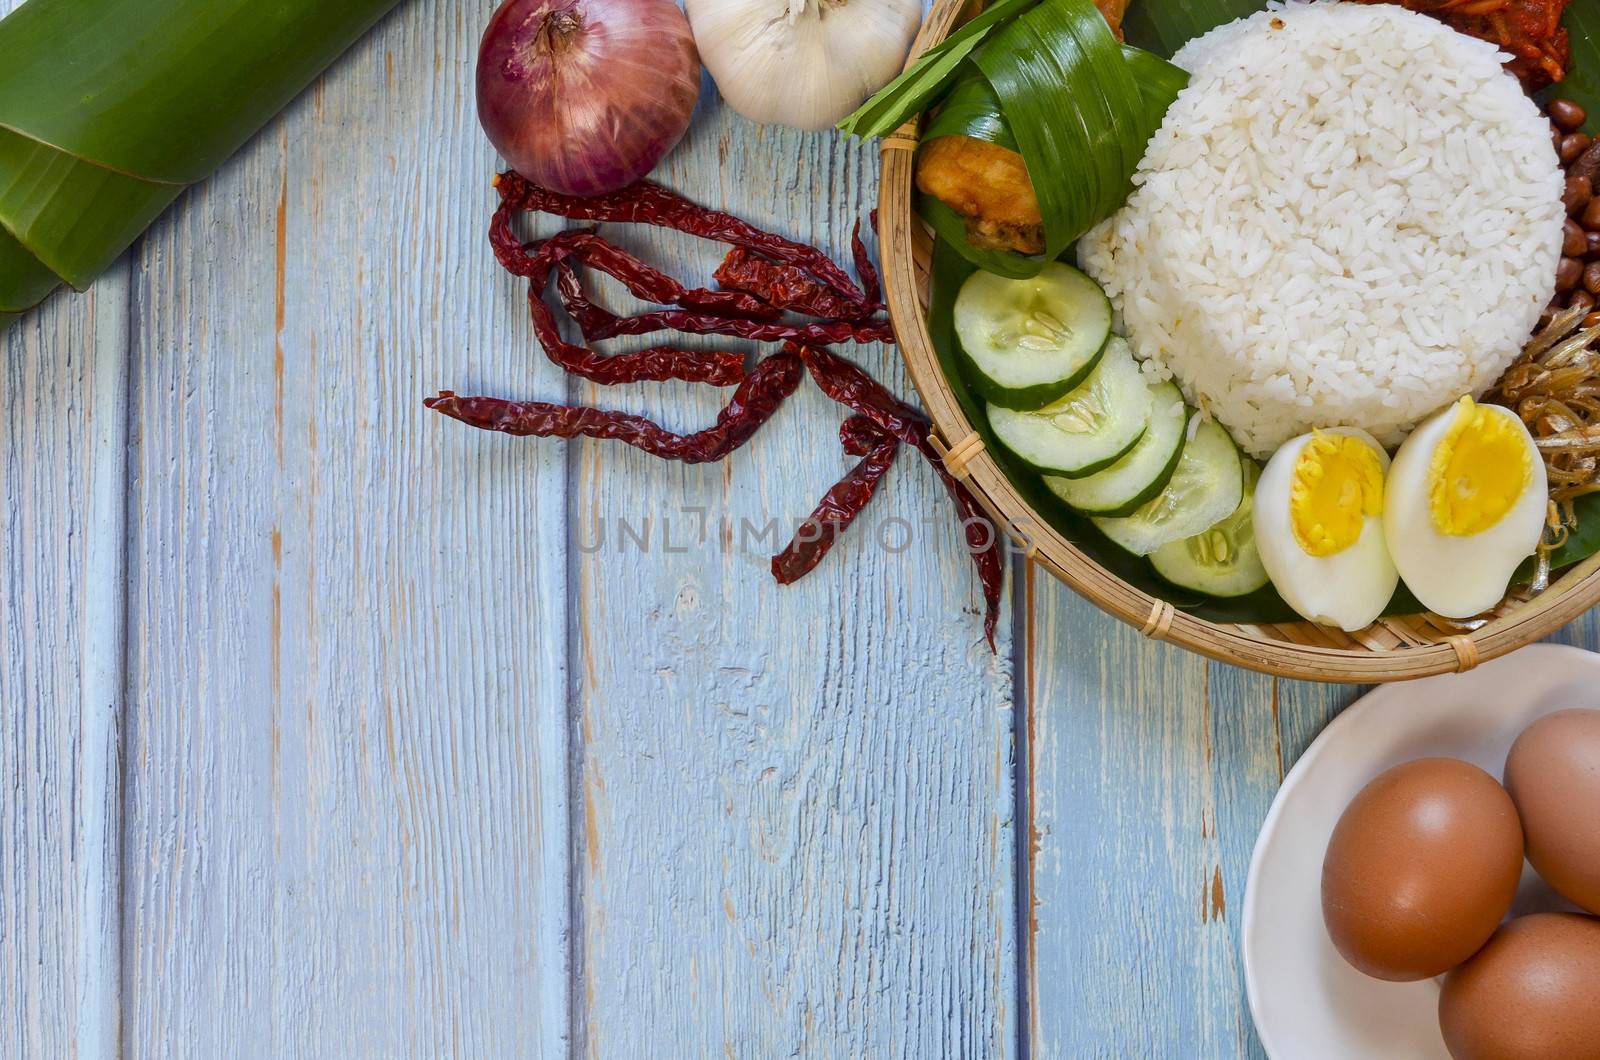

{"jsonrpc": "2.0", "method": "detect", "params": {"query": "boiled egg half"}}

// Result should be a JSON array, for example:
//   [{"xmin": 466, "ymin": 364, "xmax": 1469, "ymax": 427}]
[
  {"xmin": 1255, "ymin": 428, "xmax": 1399, "ymax": 631},
  {"xmin": 1384, "ymin": 397, "xmax": 1546, "ymax": 618}
]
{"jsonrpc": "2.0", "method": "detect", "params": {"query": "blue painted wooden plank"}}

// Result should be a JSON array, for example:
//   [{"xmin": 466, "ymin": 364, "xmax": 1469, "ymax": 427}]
[
  {"xmin": 1273, "ymin": 679, "xmax": 1365, "ymax": 785},
  {"xmin": 1025, "ymin": 569, "xmax": 1212, "ymax": 1055},
  {"xmin": 118, "ymin": 6, "xmax": 569, "ymax": 1054},
  {"xmin": 1024, "ymin": 564, "xmax": 1354, "ymax": 1058},
  {"xmin": 569, "ymin": 97, "xmax": 1020, "ymax": 1056},
  {"xmin": 76, "ymin": 261, "xmax": 130, "ymax": 1060},
  {"xmin": 0, "ymin": 0, "xmax": 130, "ymax": 1033},
  {"xmin": 0, "ymin": 255, "xmax": 127, "ymax": 1058}
]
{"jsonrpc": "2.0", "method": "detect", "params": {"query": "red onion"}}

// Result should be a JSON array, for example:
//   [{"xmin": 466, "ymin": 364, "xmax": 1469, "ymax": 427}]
[{"xmin": 476, "ymin": 0, "xmax": 701, "ymax": 197}]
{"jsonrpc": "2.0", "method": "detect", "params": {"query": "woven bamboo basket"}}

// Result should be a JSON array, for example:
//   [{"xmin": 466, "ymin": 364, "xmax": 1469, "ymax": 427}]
[{"xmin": 879, "ymin": 0, "xmax": 1600, "ymax": 682}]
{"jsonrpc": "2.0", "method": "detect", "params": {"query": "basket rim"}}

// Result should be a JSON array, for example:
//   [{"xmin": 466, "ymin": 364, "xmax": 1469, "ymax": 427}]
[{"xmin": 876, "ymin": 0, "xmax": 1600, "ymax": 682}]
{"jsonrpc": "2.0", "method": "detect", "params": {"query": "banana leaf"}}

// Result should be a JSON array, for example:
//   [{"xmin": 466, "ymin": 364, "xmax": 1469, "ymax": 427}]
[
  {"xmin": 1122, "ymin": 44, "xmax": 1192, "ymax": 127},
  {"xmin": 921, "ymin": 72, "xmax": 1016, "ymax": 150},
  {"xmin": 1511, "ymin": 492, "xmax": 1600, "ymax": 584},
  {"xmin": 1565, "ymin": 3, "xmax": 1600, "ymax": 120},
  {"xmin": 920, "ymin": 45, "xmax": 1188, "ymax": 155},
  {"xmin": 908, "ymin": 0, "xmax": 1187, "ymax": 276},
  {"xmin": 0, "ymin": 220, "xmax": 60, "ymax": 314},
  {"xmin": 918, "ymin": 194, "xmax": 1044, "ymax": 278},
  {"xmin": 1119, "ymin": 0, "xmax": 1259, "ymax": 58},
  {"xmin": 973, "ymin": 0, "xmax": 1141, "ymax": 266},
  {"xmin": 0, "ymin": 128, "xmax": 180, "ymax": 292},
  {"xmin": 837, "ymin": 0, "xmax": 1041, "ymax": 139},
  {"xmin": 0, "ymin": 0, "xmax": 405, "ymax": 332}
]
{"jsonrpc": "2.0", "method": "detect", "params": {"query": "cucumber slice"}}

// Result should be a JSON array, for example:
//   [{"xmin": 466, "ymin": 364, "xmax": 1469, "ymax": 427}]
[
  {"xmin": 1092, "ymin": 418, "xmax": 1243, "ymax": 556},
  {"xmin": 987, "ymin": 338, "xmax": 1151, "ymax": 478},
  {"xmin": 954, "ymin": 263, "xmax": 1112, "ymax": 410},
  {"xmin": 1151, "ymin": 459, "xmax": 1270, "ymax": 598},
  {"xmin": 1044, "ymin": 381, "xmax": 1187, "ymax": 516}
]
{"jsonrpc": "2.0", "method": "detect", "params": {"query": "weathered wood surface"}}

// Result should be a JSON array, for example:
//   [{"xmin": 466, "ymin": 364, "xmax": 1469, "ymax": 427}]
[
  {"xmin": 117, "ymin": 6, "xmax": 572, "ymax": 1055},
  {"xmin": 4, "ymin": 0, "xmax": 1018, "ymax": 1054},
  {"xmin": 569, "ymin": 113, "xmax": 1017, "ymax": 1058},
  {"xmin": 15, "ymin": 0, "xmax": 1600, "ymax": 1053},
  {"xmin": 2, "ymin": 0, "xmax": 127, "ymax": 1045},
  {"xmin": 0, "ymin": 263, "xmax": 127, "ymax": 1060}
]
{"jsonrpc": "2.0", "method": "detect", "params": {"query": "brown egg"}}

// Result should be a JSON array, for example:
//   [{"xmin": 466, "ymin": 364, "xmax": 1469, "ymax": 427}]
[
  {"xmin": 1439, "ymin": 913, "xmax": 1600, "ymax": 1060},
  {"xmin": 1505, "ymin": 709, "xmax": 1600, "ymax": 915},
  {"xmin": 1322, "ymin": 757, "xmax": 1524, "ymax": 981}
]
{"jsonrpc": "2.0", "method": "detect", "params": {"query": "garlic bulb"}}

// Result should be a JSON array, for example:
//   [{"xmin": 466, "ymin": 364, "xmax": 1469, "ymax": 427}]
[{"xmin": 685, "ymin": 0, "xmax": 922, "ymax": 131}]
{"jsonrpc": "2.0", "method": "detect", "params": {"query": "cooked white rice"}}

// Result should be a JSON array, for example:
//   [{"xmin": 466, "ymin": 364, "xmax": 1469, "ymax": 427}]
[{"xmin": 1077, "ymin": 1, "xmax": 1565, "ymax": 457}]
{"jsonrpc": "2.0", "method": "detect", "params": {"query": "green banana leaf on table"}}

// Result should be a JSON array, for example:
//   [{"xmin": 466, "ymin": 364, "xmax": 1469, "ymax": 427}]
[{"xmin": 0, "ymin": 0, "xmax": 405, "ymax": 333}]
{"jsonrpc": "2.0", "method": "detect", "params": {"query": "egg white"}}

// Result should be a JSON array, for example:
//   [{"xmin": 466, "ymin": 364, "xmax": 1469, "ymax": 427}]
[
  {"xmin": 1254, "ymin": 428, "xmax": 1399, "ymax": 632},
  {"xmin": 1384, "ymin": 403, "xmax": 1547, "ymax": 619}
]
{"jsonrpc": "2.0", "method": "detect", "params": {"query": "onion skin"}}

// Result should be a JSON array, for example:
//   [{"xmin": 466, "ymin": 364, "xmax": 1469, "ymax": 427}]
[{"xmin": 477, "ymin": 0, "xmax": 700, "ymax": 197}]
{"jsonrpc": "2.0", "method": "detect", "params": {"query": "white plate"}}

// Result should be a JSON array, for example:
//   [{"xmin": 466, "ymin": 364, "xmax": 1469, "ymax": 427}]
[{"xmin": 1242, "ymin": 642, "xmax": 1593, "ymax": 1060}]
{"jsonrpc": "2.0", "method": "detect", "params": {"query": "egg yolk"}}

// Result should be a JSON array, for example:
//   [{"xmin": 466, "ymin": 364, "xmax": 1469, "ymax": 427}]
[
  {"xmin": 1290, "ymin": 432, "xmax": 1385, "ymax": 556},
  {"xmin": 1427, "ymin": 397, "xmax": 1530, "ymax": 537}
]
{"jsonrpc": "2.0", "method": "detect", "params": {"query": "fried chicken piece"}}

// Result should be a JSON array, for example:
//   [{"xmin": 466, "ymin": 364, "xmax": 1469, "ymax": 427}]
[
  {"xmin": 917, "ymin": 136, "xmax": 1045, "ymax": 253},
  {"xmin": 1095, "ymin": 0, "xmax": 1130, "ymax": 39},
  {"xmin": 914, "ymin": 0, "xmax": 1130, "ymax": 255}
]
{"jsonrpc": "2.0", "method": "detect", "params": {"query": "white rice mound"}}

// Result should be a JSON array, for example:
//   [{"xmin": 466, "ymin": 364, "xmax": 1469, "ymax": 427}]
[{"xmin": 1077, "ymin": 1, "xmax": 1565, "ymax": 457}]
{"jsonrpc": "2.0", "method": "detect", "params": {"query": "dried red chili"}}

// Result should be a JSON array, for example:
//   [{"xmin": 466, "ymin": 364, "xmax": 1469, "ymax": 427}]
[
  {"xmin": 424, "ymin": 350, "xmax": 800, "ymax": 463},
  {"xmin": 539, "ymin": 229, "xmax": 780, "ymax": 320},
  {"xmin": 495, "ymin": 171, "xmax": 869, "ymax": 307},
  {"xmin": 490, "ymin": 202, "xmax": 747, "ymax": 387},
  {"xmin": 788, "ymin": 341, "xmax": 928, "ymax": 442},
  {"xmin": 550, "ymin": 262, "xmax": 756, "ymax": 370},
  {"xmin": 708, "ymin": 218, "xmax": 884, "ymax": 323},
  {"xmin": 853, "ymin": 214, "xmax": 884, "ymax": 311},
  {"xmin": 772, "ymin": 415, "xmax": 900, "ymax": 584},
  {"xmin": 529, "ymin": 293, "xmax": 748, "ymax": 386},
  {"xmin": 442, "ymin": 178, "xmax": 998, "ymax": 645},
  {"xmin": 555, "ymin": 262, "xmax": 896, "ymax": 346},
  {"xmin": 715, "ymin": 247, "xmax": 868, "ymax": 321},
  {"xmin": 787, "ymin": 342, "xmax": 1005, "ymax": 647},
  {"xmin": 839, "ymin": 413, "xmax": 890, "ymax": 457},
  {"xmin": 489, "ymin": 195, "xmax": 542, "ymax": 278},
  {"xmin": 491, "ymin": 190, "xmax": 892, "ymax": 386}
]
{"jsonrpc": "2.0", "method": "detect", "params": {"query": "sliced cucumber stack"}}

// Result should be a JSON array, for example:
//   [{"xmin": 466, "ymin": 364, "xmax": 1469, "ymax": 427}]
[
  {"xmin": 1044, "ymin": 381, "xmax": 1188, "ymax": 517},
  {"xmin": 987, "ymin": 338, "xmax": 1151, "ymax": 478},
  {"xmin": 1092, "ymin": 418, "xmax": 1243, "ymax": 557},
  {"xmin": 954, "ymin": 263, "xmax": 1112, "ymax": 410},
  {"xmin": 1150, "ymin": 458, "xmax": 1269, "ymax": 598}
]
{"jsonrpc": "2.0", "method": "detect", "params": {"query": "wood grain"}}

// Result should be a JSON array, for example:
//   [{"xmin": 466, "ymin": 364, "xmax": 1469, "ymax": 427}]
[
  {"xmin": 23, "ymin": 0, "xmax": 1600, "ymax": 1050},
  {"xmin": 1024, "ymin": 565, "xmax": 1358, "ymax": 1058},
  {"xmin": 1, "ymin": 0, "xmax": 129, "ymax": 1037},
  {"xmin": 7, "ymin": 0, "xmax": 1024, "ymax": 1051},
  {"xmin": 0, "ymin": 258, "xmax": 127, "ymax": 1058},
  {"xmin": 568, "ymin": 103, "xmax": 1019, "ymax": 1056},
  {"xmin": 118, "ymin": 6, "xmax": 568, "ymax": 1054}
]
